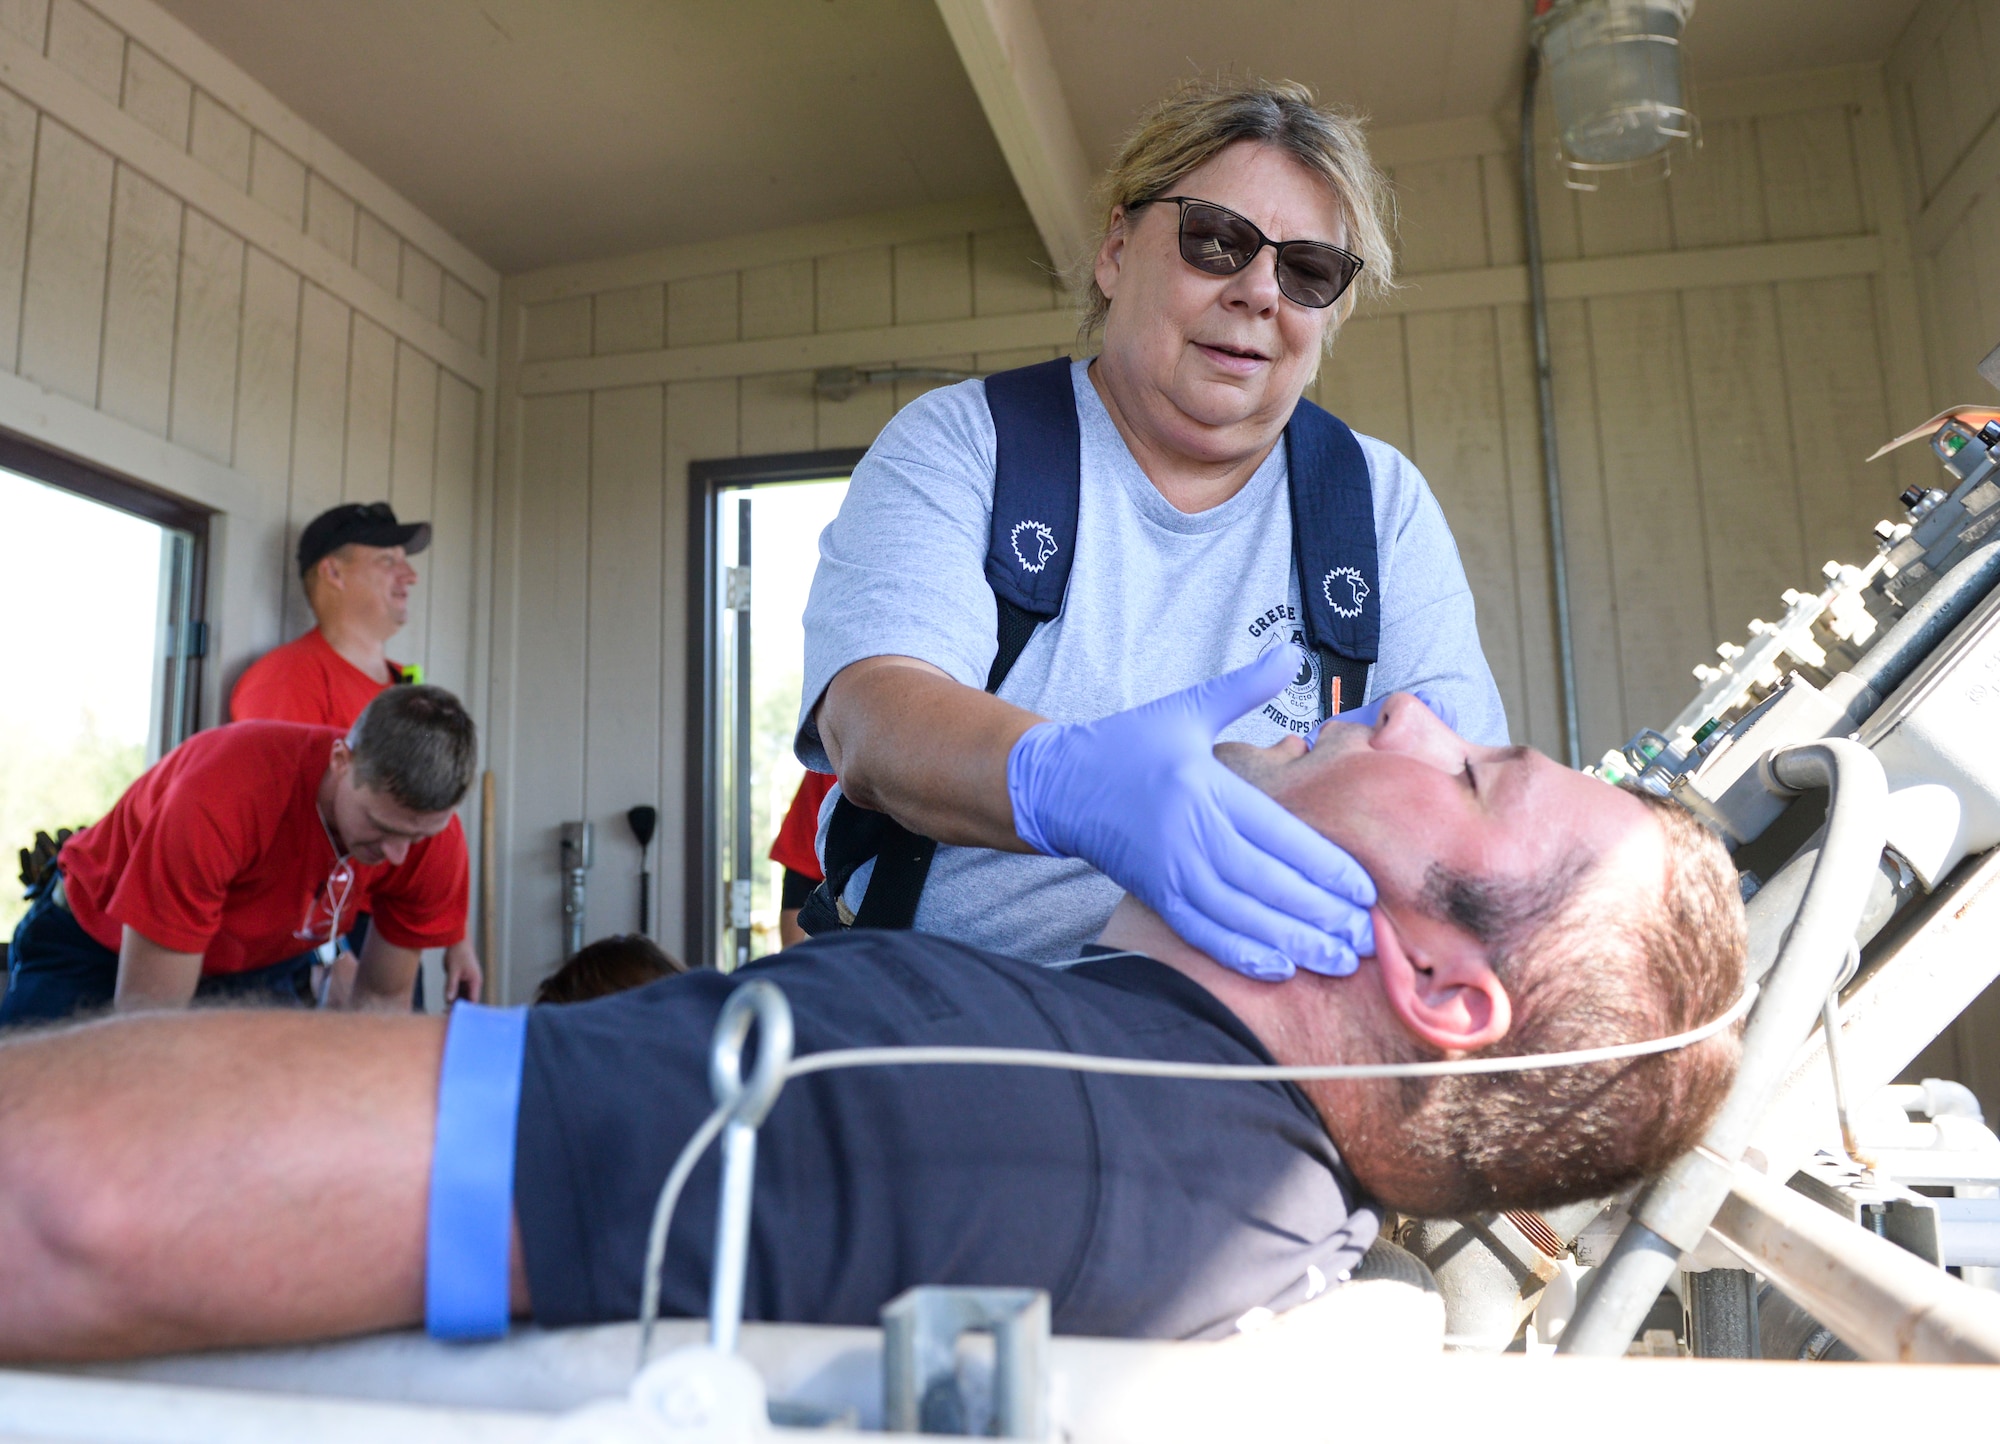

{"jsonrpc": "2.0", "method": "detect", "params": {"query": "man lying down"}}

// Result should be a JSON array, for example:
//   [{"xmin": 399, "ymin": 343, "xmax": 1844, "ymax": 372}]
[{"xmin": 0, "ymin": 694, "xmax": 1746, "ymax": 1362}]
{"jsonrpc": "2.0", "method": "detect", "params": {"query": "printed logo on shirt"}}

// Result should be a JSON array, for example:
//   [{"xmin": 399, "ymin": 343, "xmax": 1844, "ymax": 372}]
[
  {"xmin": 1322, "ymin": 566, "xmax": 1369, "ymax": 619},
  {"xmin": 1010, "ymin": 520, "xmax": 1059, "ymax": 574},
  {"xmin": 1250, "ymin": 611, "xmax": 1321, "ymax": 736}
]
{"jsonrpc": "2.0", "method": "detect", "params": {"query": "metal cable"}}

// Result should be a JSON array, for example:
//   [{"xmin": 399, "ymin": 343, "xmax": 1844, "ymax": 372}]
[{"xmin": 636, "ymin": 1102, "xmax": 729, "ymax": 1368}]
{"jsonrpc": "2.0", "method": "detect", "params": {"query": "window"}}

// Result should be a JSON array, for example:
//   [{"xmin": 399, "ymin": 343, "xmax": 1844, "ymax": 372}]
[
  {"xmin": 0, "ymin": 441, "xmax": 208, "ymax": 942},
  {"xmin": 687, "ymin": 450, "xmax": 861, "ymax": 971}
]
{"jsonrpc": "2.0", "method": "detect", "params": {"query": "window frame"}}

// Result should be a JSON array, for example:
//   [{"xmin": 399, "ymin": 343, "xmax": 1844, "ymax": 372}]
[{"xmin": 0, "ymin": 429, "xmax": 213, "ymax": 751}]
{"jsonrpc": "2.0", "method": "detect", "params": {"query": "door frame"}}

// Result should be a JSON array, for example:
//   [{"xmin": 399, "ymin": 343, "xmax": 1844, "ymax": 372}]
[{"xmin": 684, "ymin": 448, "xmax": 865, "ymax": 971}]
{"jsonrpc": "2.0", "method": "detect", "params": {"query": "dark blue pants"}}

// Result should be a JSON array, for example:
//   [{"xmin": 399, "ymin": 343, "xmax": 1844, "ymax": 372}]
[{"xmin": 0, "ymin": 887, "xmax": 317, "ymax": 1028}]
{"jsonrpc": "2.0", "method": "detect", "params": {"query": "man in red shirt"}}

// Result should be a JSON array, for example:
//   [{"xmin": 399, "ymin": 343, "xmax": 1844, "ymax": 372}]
[
  {"xmin": 232, "ymin": 502, "xmax": 427, "ymax": 724},
  {"xmin": 230, "ymin": 501, "xmax": 481, "ymax": 1002},
  {"xmin": 0, "ymin": 687, "xmax": 474, "ymax": 1026}
]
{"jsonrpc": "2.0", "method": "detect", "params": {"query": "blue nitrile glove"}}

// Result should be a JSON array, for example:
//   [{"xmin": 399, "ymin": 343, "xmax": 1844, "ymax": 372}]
[
  {"xmin": 1309, "ymin": 688, "xmax": 1457, "ymax": 746},
  {"xmin": 1007, "ymin": 646, "xmax": 1376, "ymax": 981}
]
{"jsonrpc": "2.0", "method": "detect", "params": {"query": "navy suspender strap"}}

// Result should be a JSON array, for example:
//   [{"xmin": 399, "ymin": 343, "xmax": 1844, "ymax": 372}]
[
  {"xmin": 1285, "ymin": 397, "xmax": 1379, "ymax": 717},
  {"xmin": 982, "ymin": 360, "xmax": 1081, "ymax": 619},
  {"xmin": 801, "ymin": 359, "xmax": 1078, "ymax": 935},
  {"xmin": 800, "ymin": 365, "xmax": 1376, "ymax": 938}
]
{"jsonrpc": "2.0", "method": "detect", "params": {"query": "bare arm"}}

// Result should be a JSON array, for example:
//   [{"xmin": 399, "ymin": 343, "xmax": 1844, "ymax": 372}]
[
  {"xmin": 349, "ymin": 925, "xmax": 422, "ymax": 1010},
  {"xmin": 443, "ymin": 937, "xmax": 484, "ymax": 1004},
  {"xmin": 113, "ymin": 927, "xmax": 203, "ymax": 1011},
  {"xmin": 0, "ymin": 1009, "xmax": 530, "ymax": 1361},
  {"xmin": 816, "ymin": 655, "xmax": 1043, "ymax": 849}
]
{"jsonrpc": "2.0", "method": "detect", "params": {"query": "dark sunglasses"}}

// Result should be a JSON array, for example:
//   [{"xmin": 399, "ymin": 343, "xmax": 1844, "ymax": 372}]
[{"xmin": 1151, "ymin": 196, "xmax": 1363, "ymax": 309}]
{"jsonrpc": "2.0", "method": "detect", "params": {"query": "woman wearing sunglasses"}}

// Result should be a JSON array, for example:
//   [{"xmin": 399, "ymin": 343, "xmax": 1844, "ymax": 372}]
[{"xmin": 797, "ymin": 76, "xmax": 1507, "ymax": 982}]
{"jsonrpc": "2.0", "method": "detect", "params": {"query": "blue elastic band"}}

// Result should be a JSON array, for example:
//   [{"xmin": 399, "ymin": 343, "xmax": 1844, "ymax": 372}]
[{"xmin": 426, "ymin": 1002, "xmax": 530, "ymax": 1340}]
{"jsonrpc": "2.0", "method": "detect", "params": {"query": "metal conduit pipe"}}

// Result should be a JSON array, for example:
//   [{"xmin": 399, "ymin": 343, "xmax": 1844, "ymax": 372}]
[
  {"xmin": 1710, "ymin": 1162, "xmax": 2000, "ymax": 1363},
  {"xmin": 1559, "ymin": 739, "xmax": 1888, "ymax": 1355},
  {"xmin": 1521, "ymin": 46, "xmax": 1583, "ymax": 770}
]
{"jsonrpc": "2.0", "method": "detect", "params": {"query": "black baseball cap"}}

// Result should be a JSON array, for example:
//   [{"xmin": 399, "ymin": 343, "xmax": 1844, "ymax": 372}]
[{"xmin": 297, "ymin": 502, "xmax": 432, "ymax": 576}]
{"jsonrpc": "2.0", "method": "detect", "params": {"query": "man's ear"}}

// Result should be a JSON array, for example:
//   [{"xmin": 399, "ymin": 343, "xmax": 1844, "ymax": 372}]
[
  {"xmin": 328, "ymin": 738, "xmax": 353, "ymax": 783},
  {"xmin": 1094, "ymin": 206, "xmax": 1130, "ymax": 302},
  {"xmin": 1371, "ymin": 907, "xmax": 1512, "ymax": 1055}
]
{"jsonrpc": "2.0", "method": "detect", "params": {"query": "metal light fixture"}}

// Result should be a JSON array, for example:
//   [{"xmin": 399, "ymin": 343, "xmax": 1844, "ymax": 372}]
[
  {"xmin": 1531, "ymin": 0, "xmax": 1696, "ymax": 189},
  {"xmin": 813, "ymin": 365, "xmax": 980, "ymax": 401}
]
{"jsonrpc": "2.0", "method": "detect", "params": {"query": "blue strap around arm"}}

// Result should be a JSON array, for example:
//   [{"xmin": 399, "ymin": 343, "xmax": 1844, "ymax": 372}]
[{"xmin": 426, "ymin": 1002, "xmax": 530, "ymax": 1340}]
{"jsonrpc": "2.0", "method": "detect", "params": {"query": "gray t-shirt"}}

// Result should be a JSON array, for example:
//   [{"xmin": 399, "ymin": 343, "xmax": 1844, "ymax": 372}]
[{"xmin": 797, "ymin": 359, "xmax": 1506, "ymax": 963}]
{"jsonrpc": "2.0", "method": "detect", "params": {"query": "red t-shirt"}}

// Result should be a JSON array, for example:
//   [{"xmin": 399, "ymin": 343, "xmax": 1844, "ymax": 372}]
[
  {"xmin": 769, "ymin": 771, "xmax": 836, "ymax": 880},
  {"xmin": 59, "ymin": 722, "xmax": 469, "ymax": 975},
  {"xmin": 231, "ymin": 627, "xmax": 409, "ymax": 728}
]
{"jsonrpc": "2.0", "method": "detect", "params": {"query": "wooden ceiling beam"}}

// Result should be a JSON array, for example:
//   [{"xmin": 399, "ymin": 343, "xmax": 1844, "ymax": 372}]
[{"xmin": 934, "ymin": 0, "xmax": 1096, "ymax": 274}]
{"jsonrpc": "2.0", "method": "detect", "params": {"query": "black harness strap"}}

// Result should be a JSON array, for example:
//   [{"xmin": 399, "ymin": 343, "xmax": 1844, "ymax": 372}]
[
  {"xmin": 801, "ymin": 361, "xmax": 1079, "ymax": 934},
  {"xmin": 1285, "ymin": 398, "xmax": 1380, "ymax": 715}
]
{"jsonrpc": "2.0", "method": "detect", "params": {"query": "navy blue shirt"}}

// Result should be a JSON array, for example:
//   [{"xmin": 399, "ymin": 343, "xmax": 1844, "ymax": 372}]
[{"xmin": 513, "ymin": 932, "xmax": 1377, "ymax": 1340}]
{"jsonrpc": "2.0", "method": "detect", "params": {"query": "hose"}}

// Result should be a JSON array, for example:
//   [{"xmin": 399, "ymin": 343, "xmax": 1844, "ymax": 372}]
[
  {"xmin": 1834, "ymin": 538, "xmax": 2000, "ymax": 732},
  {"xmin": 1557, "ymin": 738, "xmax": 1888, "ymax": 1355}
]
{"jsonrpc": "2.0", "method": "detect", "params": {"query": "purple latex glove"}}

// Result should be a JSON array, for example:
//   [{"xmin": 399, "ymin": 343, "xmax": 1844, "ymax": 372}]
[{"xmin": 1007, "ymin": 646, "xmax": 1376, "ymax": 981}]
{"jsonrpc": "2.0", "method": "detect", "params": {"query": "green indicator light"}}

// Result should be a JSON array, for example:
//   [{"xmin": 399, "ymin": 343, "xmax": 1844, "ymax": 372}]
[
  {"xmin": 1693, "ymin": 718, "xmax": 1721, "ymax": 744},
  {"xmin": 1639, "ymin": 738, "xmax": 1663, "ymax": 760},
  {"xmin": 1944, "ymin": 433, "xmax": 1967, "ymax": 456}
]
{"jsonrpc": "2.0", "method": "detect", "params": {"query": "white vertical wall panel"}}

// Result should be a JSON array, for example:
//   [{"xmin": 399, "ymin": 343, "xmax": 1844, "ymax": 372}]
[
  {"xmin": 168, "ymin": 207, "xmax": 242, "ymax": 464},
  {"xmin": 428, "ymin": 372, "xmax": 481, "ymax": 702},
  {"xmin": 231, "ymin": 246, "xmax": 300, "ymax": 493},
  {"xmin": 581, "ymin": 384, "xmax": 665, "ymax": 957},
  {"xmin": 48, "ymin": 0, "xmax": 122, "ymax": 104},
  {"xmin": 500, "ymin": 393, "xmax": 591, "ymax": 997},
  {"xmin": 343, "ymin": 313, "xmax": 396, "ymax": 503},
  {"xmin": 98, "ymin": 162, "xmax": 181, "ymax": 433},
  {"xmin": 389, "ymin": 342, "xmax": 440, "ymax": 667},
  {"xmin": 121, "ymin": 43, "xmax": 190, "ymax": 148},
  {"xmin": 287, "ymin": 281, "xmax": 351, "ymax": 635},
  {"xmin": 20, "ymin": 119, "xmax": 114, "ymax": 404},
  {"xmin": 187, "ymin": 90, "xmax": 247, "ymax": 190},
  {"xmin": 0, "ymin": 88, "xmax": 35, "ymax": 369}
]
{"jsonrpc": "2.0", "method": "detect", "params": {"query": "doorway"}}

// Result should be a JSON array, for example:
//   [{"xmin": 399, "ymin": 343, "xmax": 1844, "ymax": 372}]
[
  {"xmin": 687, "ymin": 449, "xmax": 863, "ymax": 972},
  {"xmin": 0, "ymin": 445, "xmax": 208, "ymax": 944}
]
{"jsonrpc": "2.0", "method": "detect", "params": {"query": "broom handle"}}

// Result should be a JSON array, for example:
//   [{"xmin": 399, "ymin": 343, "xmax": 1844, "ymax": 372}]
[{"xmin": 479, "ymin": 770, "xmax": 497, "ymax": 972}]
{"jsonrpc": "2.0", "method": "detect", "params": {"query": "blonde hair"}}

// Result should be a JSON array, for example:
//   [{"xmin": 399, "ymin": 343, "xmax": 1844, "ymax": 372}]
[{"xmin": 1077, "ymin": 75, "xmax": 1397, "ymax": 345}]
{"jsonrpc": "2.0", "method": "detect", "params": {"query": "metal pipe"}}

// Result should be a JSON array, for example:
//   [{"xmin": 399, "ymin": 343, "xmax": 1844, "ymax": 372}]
[
  {"xmin": 1560, "ymin": 739, "xmax": 1888, "ymax": 1354},
  {"xmin": 1710, "ymin": 1162, "xmax": 2000, "ymax": 1363},
  {"xmin": 708, "ymin": 1122, "xmax": 758, "ymax": 1355},
  {"xmin": 702, "ymin": 983, "xmax": 793, "ymax": 1356},
  {"xmin": 732, "ymin": 499, "xmax": 754, "ymax": 970},
  {"xmin": 1521, "ymin": 45, "xmax": 1583, "ymax": 769},
  {"xmin": 1832, "ymin": 537, "xmax": 2000, "ymax": 732},
  {"xmin": 1820, "ymin": 982, "xmax": 1871, "ymax": 1169}
]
